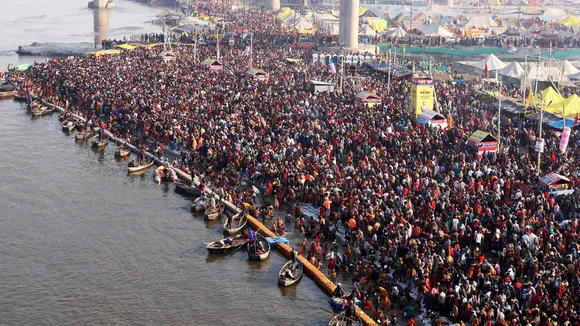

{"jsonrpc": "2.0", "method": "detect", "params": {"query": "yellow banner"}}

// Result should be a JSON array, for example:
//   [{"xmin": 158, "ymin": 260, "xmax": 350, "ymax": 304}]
[{"xmin": 410, "ymin": 83, "xmax": 434, "ymax": 117}]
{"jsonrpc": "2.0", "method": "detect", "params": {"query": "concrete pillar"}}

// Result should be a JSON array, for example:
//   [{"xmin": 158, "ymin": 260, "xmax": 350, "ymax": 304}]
[
  {"xmin": 265, "ymin": 0, "xmax": 280, "ymax": 11},
  {"xmin": 89, "ymin": 0, "xmax": 115, "ymax": 8},
  {"xmin": 94, "ymin": 9, "xmax": 109, "ymax": 47},
  {"xmin": 447, "ymin": 0, "xmax": 454, "ymax": 8},
  {"xmin": 339, "ymin": 0, "xmax": 359, "ymax": 49}
]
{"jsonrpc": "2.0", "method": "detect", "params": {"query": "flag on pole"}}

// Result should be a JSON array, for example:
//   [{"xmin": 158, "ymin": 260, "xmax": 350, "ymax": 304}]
[
  {"xmin": 525, "ymin": 89, "xmax": 533, "ymax": 108},
  {"xmin": 559, "ymin": 63, "xmax": 566, "ymax": 89},
  {"xmin": 483, "ymin": 63, "xmax": 489, "ymax": 79}
]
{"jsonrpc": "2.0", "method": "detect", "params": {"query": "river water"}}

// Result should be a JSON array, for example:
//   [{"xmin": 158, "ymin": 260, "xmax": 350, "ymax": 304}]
[{"xmin": 0, "ymin": 2, "xmax": 335, "ymax": 325}]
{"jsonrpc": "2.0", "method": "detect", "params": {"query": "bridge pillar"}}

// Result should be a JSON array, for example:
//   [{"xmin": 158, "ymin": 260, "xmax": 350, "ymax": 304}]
[
  {"xmin": 339, "ymin": 0, "xmax": 359, "ymax": 49},
  {"xmin": 89, "ymin": 0, "xmax": 115, "ymax": 9},
  {"xmin": 265, "ymin": 0, "xmax": 280, "ymax": 11}
]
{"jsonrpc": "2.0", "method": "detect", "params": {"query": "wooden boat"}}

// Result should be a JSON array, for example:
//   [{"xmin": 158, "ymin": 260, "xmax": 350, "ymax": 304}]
[
  {"xmin": 114, "ymin": 146, "xmax": 131, "ymax": 158},
  {"xmin": 62, "ymin": 120, "xmax": 75, "ymax": 132},
  {"xmin": 27, "ymin": 101, "xmax": 41, "ymax": 111},
  {"xmin": 204, "ymin": 205, "xmax": 223, "ymax": 220},
  {"xmin": 205, "ymin": 235, "xmax": 248, "ymax": 254},
  {"xmin": 31, "ymin": 106, "xmax": 55, "ymax": 116},
  {"xmin": 0, "ymin": 91, "xmax": 14, "ymax": 100},
  {"xmin": 75, "ymin": 130, "xmax": 94, "ymax": 141},
  {"xmin": 91, "ymin": 139, "xmax": 108, "ymax": 149},
  {"xmin": 127, "ymin": 160, "xmax": 154, "ymax": 173},
  {"xmin": 175, "ymin": 182, "xmax": 202, "ymax": 197},
  {"xmin": 278, "ymin": 260, "xmax": 303, "ymax": 287},
  {"xmin": 247, "ymin": 234, "xmax": 271, "ymax": 261},
  {"xmin": 12, "ymin": 92, "xmax": 27, "ymax": 101},
  {"xmin": 223, "ymin": 213, "xmax": 247, "ymax": 235},
  {"xmin": 328, "ymin": 312, "xmax": 363, "ymax": 326},
  {"xmin": 191, "ymin": 196, "xmax": 209, "ymax": 213},
  {"xmin": 0, "ymin": 84, "xmax": 15, "ymax": 92}
]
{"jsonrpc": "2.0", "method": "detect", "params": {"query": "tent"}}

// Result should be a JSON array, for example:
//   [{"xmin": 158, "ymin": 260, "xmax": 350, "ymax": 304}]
[
  {"xmin": 501, "ymin": 61, "xmax": 525, "ymax": 78},
  {"xmin": 158, "ymin": 50, "xmax": 176, "ymax": 61},
  {"xmin": 360, "ymin": 25, "xmax": 377, "ymax": 37},
  {"xmin": 293, "ymin": 17, "xmax": 314, "ymax": 31},
  {"xmin": 355, "ymin": 91, "xmax": 382, "ymax": 107},
  {"xmin": 200, "ymin": 58, "xmax": 223, "ymax": 71},
  {"xmin": 539, "ymin": 172, "xmax": 572, "ymax": 195},
  {"xmin": 277, "ymin": 8, "xmax": 295, "ymax": 20},
  {"xmin": 247, "ymin": 68, "xmax": 269, "ymax": 80},
  {"xmin": 555, "ymin": 15, "xmax": 580, "ymax": 27},
  {"xmin": 367, "ymin": 18, "xmax": 388, "ymax": 33},
  {"xmin": 464, "ymin": 16, "xmax": 499, "ymax": 29},
  {"xmin": 311, "ymin": 80, "xmax": 336, "ymax": 93},
  {"xmin": 87, "ymin": 49, "xmax": 121, "ymax": 56},
  {"xmin": 116, "ymin": 44, "xmax": 137, "ymax": 51},
  {"xmin": 421, "ymin": 23, "xmax": 454, "ymax": 37},
  {"xmin": 418, "ymin": 109, "xmax": 448, "ymax": 128},
  {"xmin": 467, "ymin": 130, "xmax": 498, "ymax": 157},
  {"xmin": 387, "ymin": 26, "xmax": 408, "ymax": 38},
  {"xmin": 546, "ymin": 94, "xmax": 580, "ymax": 116},
  {"xmin": 562, "ymin": 60, "xmax": 580, "ymax": 76},
  {"xmin": 471, "ymin": 53, "xmax": 507, "ymax": 72},
  {"xmin": 542, "ymin": 7, "xmax": 567, "ymax": 17},
  {"xmin": 534, "ymin": 86, "xmax": 564, "ymax": 108}
]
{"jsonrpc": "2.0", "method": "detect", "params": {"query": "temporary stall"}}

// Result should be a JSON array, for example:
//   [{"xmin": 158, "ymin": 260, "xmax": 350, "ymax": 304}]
[
  {"xmin": 355, "ymin": 91, "xmax": 382, "ymax": 107},
  {"xmin": 200, "ymin": 58, "xmax": 223, "ymax": 70},
  {"xmin": 546, "ymin": 94, "xmax": 580, "ymax": 116},
  {"xmin": 418, "ymin": 109, "xmax": 448, "ymax": 128},
  {"xmin": 471, "ymin": 53, "xmax": 507, "ymax": 76},
  {"xmin": 467, "ymin": 130, "xmax": 498, "ymax": 157},
  {"xmin": 421, "ymin": 23, "xmax": 454, "ymax": 37},
  {"xmin": 562, "ymin": 60, "xmax": 580, "ymax": 76},
  {"xmin": 534, "ymin": 86, "xmax": 564, "ymax": 108},
  {"xmin": 386, "ymin": 26, "xmax": 408, "ymax": 38},
  {"xmin": 311, "ymin": 80, "xmax": 336, "ymax": 93},
  {"xmin": 366, "ymin": 18, "xmax": 389, "ymax": 33},
  {"xmin": 359, "ymin": 25, "xmax": 377, "ymax": 37},
  {"xmin": 246, "ymin": 68, "xmax": 269, "ymax": 81},
  {"xmin": 117, "ymin": 44, "xmax": 138, "ymax": 51},
  {"xmin": 555, "ymin": 15, "xmax": 580, "ymax": 27},
  {"xmin": 539, "ymin": 172, "xmax": 573, "ymax": 195},
  {"xmin": 464, "ymin": 16, "xmax": 499, "ymax": 29}
]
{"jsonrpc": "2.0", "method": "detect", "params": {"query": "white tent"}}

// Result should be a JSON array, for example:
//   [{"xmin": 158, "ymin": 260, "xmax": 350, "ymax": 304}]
[
  {"xmin": 472, "ymin": 53, "xmax": 508, "ymax": 71},
  {"xmin": 501, "ymin": 62, "xmax": 525, "ymax": 78},
  {"xmin": 526, "ymin": 64, "xmax": 574, "ymax": 86},
  {"xmin": 562, "ymin": 60, "xmax": 580, "ymax": 75},
  {"xmin": 421, "ymin": 23, "xmax": 454, "ymax": 37},
  {"xmin": 542, "ymin": 8, "xmax": 567, "ymax": 17},
  {"xmin": 387, "ymin": 26, "xmax": 408, "ymax": 38},
  {"xmin": 327, "ymin": 23, "xmax": 340, "ymax": 35},
  {"xmin": 359, "ymin": 25, "xmax": 377, "ymax": 37},
  {"xmin": 293, "ymin": 17, "xmax": 313, "ymax": 30},
  {"xmin": 464, "ymin": 16, "xmax": 499, "ymax": 29}
]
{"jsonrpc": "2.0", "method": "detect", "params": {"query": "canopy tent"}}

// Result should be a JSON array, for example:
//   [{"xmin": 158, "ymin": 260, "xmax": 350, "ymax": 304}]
[
  {"xmin": 359, "ymin": 25, "xmax": 377, "ymax": 37},
  {"xmin": 157, "ymin": 50, "xmax": 176, "ymax": 61},
  {"xmin": 200, "ymin": 58, "xmax": 223, "ymax": 70},
  {"xmin": 116, "ymin": 44, "xmax": 137, "ymax": 51},
  {"xmin": 367, "ymin": 18, "xmax": 388, "ymax": 33},
  {"xmin": 562, "ymin": 60, "xmax": 580, "ymax": 75},
  {"xmin": 355, "ymin": 91, "xmax": 382, "ymax": 107},
  {"xmin": 327, "ymin": 23, "xmax": 340, "ymax": 35},
  {"xmin": 527, "ymin": 64, "xmax": 575, "ymax": 86},
  {"xmin": 471, "ymin": 53, "xmax": 507, "ymax": 71},
  {"xmin": 546, "ymin": 94, "xmax": 580, "ymax": 116},
  {"xmin": 534, "ymin": 86, "xmax": 564, "ymax": 107},
  {"xmin": 87, "ymin": 49, "xmax": 121, "ymax": 56},
  {"xmin": 246, "ymin": 68, "xmax": 269, "ymax": 80},
  {"xmin": 542, "ymin": 7, "xmax": 567, "ymax": 17},
  {"xmin": 387, "ymin": 26, "xmax": 408, "ymax": 38},
  {"xmin": 418, "ymin": 109, "xmax": 448, "ymax": 129},
  {"xmin": 277, "ymin": 8, "xmax": 295, "ymax": 21},
  {"xmin": 293, "ymin": 17, "xmax": 314, "ymax": 31},
  {"xmin": 539, "ymin": 172, "xmax": 572, "ymax": 195},
  {"xmin": 464, "ymin": 16, "xmax": 499, "ymax": 29},
  {"xmin": 421, "ymin": 23, "xmax": 454, "ymax": 37},
  {"xmin": 501, "ymin": 61, "xmax": 525, "ymax": 78},
  {"xmin": 467, "ymin": 130, "xmax": 498, "ymax": 157},
  {"xmin": 555, "ymin": 15, "xmax": 580, "ymax": 27}
]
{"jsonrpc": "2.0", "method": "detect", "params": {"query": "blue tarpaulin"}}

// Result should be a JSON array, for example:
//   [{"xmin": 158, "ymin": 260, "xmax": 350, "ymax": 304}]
[
  {"xmin": 266, "ymin": 237, "xmax": 289, "ymax": 245},
  {"xmin": 548, "ymin": 118, "xmax": 577, "ymax": 130}
]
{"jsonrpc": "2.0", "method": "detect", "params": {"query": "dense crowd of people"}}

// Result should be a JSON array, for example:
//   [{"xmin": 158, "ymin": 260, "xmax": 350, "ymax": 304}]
[{"xmin": 7, "ymin": 4, "xmax": 580, "ymax": 326}]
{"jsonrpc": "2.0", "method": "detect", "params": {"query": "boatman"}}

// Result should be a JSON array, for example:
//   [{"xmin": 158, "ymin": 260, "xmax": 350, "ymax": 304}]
[
  {"xmin": 333, "ymin": 283, "xmax": 344, "ymax": 298},
  {"xmin": 248, "ymin": 227, "xmax": 256, "ymax": 244}
]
